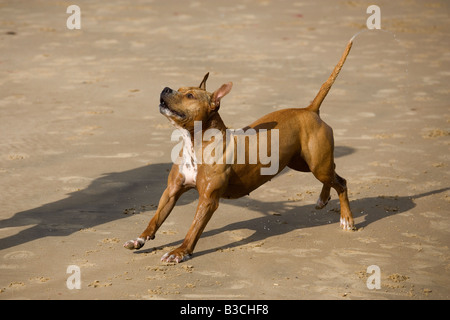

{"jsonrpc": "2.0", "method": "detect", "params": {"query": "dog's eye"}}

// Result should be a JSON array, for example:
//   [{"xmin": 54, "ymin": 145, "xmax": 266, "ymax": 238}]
[{"xmin": 186, "ymin": 93, "xmax": 195, "ymax": 99}]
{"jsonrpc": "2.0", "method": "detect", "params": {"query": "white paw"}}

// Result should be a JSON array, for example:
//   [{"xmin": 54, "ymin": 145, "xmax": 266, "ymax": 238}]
[
  {"xmin": 340, "ymin": 217, "xmax": 355, "ymax": 231},
  {"xmin": 161, "ymin": 251, "xmax": 191, "ymax": 264},
  {"xmin": 123, "ymin": 237, "xmax": 145, "ymax": 250}
]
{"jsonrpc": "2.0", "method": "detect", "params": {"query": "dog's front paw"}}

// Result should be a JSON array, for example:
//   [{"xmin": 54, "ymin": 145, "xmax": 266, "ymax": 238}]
[
  {"xmin": 161, "ymin": 248, "xmax": 191, "ymax": 264},
  {"xmin": 123, "ymin": 237, "xmax": 145, "ymax": 250}
]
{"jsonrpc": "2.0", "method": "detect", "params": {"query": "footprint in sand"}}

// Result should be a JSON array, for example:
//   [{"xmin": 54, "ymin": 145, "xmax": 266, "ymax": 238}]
[
  {"xmin": 7, "ymin": 153, "xmax": 30, "ymax": 160},
  {"xmin": 3, "ymin": 251, "xmax": 35, "ymax": 260}
]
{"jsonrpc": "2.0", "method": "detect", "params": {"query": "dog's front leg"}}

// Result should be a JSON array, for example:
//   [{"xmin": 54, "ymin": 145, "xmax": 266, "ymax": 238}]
[
  {"xmin": 161, "ymin": 194, "xmax": 220, "ymax": 263},
  {"xmin": 124, "ymin": 166, "xmax": 188, "ymax": 250},
  {"xmin": 123, "ymin": 186, "xmax": 187, "ymax": 250}
]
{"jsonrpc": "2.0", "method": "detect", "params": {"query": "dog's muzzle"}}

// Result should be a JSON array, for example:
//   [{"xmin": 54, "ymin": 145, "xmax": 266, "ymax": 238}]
[
  {"xmin": 160, "ymin": 87, "xmax": 173, "ymax": 108},
  {"xmin": 159, "ymin": 87, "xmax": 185, "ymax": 119}
]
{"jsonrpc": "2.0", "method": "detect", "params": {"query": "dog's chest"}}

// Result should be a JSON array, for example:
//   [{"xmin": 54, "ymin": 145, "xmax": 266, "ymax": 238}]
[{"xmin": 179, "ymin": 130, "xmax": 197, "ymax": 186}]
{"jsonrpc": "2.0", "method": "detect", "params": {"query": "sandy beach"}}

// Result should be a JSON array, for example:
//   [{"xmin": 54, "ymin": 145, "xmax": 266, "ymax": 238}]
[{"xmin": 0, "ymin": 0, "xmax": 449, "ymax": 300}]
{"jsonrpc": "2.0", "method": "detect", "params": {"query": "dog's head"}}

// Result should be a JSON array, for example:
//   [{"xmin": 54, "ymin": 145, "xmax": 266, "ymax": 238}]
[{"xmin": 159, "ymin": 73, "xmax": 233, "ymax": 129}]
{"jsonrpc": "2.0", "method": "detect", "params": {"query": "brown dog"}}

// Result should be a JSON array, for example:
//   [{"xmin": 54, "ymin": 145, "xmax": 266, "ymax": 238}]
[{"xmin": 124, "ymin": 39, "xmax": 355, "ymax": 263}]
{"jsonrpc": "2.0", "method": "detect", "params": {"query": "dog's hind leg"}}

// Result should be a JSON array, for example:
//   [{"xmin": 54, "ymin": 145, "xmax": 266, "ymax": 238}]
[
  {"xmin": 313, "ymin": 167, "xmax": 355, "ymax": 231},
  {"xmin": 303, "ymin": 125, "xmax": 355, "ymax": 230},
  {"xmin": 333, "ymin": 172, "xmax": 354, "ymax": 230},
  {"xmin": 316, "ymin": 184, "xmax": 331, "ymax": 209}
]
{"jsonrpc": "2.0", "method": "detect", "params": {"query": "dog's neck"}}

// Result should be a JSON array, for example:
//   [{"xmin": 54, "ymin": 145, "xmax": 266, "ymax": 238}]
[
  {"xmin": 184, "ymin": 112, "xmax": 227, "ymax": 142},
  {"xmin": 206, "ymin": 112, "xmax": 227, "ymax": 132},
  {"xmin": 175, "ymin": 113, "xmax": 226, "ymax": 186}
]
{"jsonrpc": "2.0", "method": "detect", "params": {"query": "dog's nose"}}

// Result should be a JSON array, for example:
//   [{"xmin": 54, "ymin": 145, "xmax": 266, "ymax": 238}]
[{"xmin": 162, "ymin": 87, "xmax": 173, "ymax": 95}]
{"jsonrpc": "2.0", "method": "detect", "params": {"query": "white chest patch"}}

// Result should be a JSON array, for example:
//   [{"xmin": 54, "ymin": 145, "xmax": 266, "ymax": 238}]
[{"xmin": 179, "ymin": 129, "xmax": 197, "ymax": 186}]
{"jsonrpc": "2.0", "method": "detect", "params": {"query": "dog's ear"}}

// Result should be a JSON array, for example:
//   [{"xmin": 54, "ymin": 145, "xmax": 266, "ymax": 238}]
[
  {"xmin": 198, "ymin": 72, "xmax": 209, "ymax": 90},
  {"xmin": 211, "ymin": 82, "xmax": 233, "ymax": 111}
]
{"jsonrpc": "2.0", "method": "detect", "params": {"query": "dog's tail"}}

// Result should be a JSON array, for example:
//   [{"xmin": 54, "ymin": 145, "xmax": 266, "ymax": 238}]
[{"xmin": 307, "ymin": 37, "xmax": 354, "ymax": 114}]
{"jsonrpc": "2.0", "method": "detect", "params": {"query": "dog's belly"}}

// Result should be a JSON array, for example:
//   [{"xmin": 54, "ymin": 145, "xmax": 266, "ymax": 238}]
[
  {"xmin": 222, "ymin": 150, "xmax": 311, "ymax": 199},
  {"xmin": 221, "ymin": 163, "xmax": 287, "ymax": 199}
]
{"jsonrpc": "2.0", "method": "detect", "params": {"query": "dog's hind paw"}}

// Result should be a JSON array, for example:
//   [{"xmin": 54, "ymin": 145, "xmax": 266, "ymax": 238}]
[
  {"xmin": 123, "ymin": 237, "xmax": 145, "ymax": 250},
  {"xmin": 315, "ymin": 196, "xmax": 331, "ymax": 209},
  {"xmin": 340, "ymin": 217, "xmax": 356, "ymax": 231}
]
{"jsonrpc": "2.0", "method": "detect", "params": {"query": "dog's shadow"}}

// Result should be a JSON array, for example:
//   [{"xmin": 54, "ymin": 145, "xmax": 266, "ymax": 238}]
[
  {"xmin": 0, "ymin": 147, "xmax": 353, "ymax": 250},
  {"xmin": 1, "ymin": 148, "xmax": 448, "ymax": 255},
  {"xmin": 0, "ymin": 163, "xmax": 176, "ymax": 250}
]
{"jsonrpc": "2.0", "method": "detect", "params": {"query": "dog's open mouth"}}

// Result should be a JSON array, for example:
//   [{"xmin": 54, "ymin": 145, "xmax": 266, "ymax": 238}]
[{"xmin": 159, "ymin": 98, "xmax": 186, "ymax": 119}]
